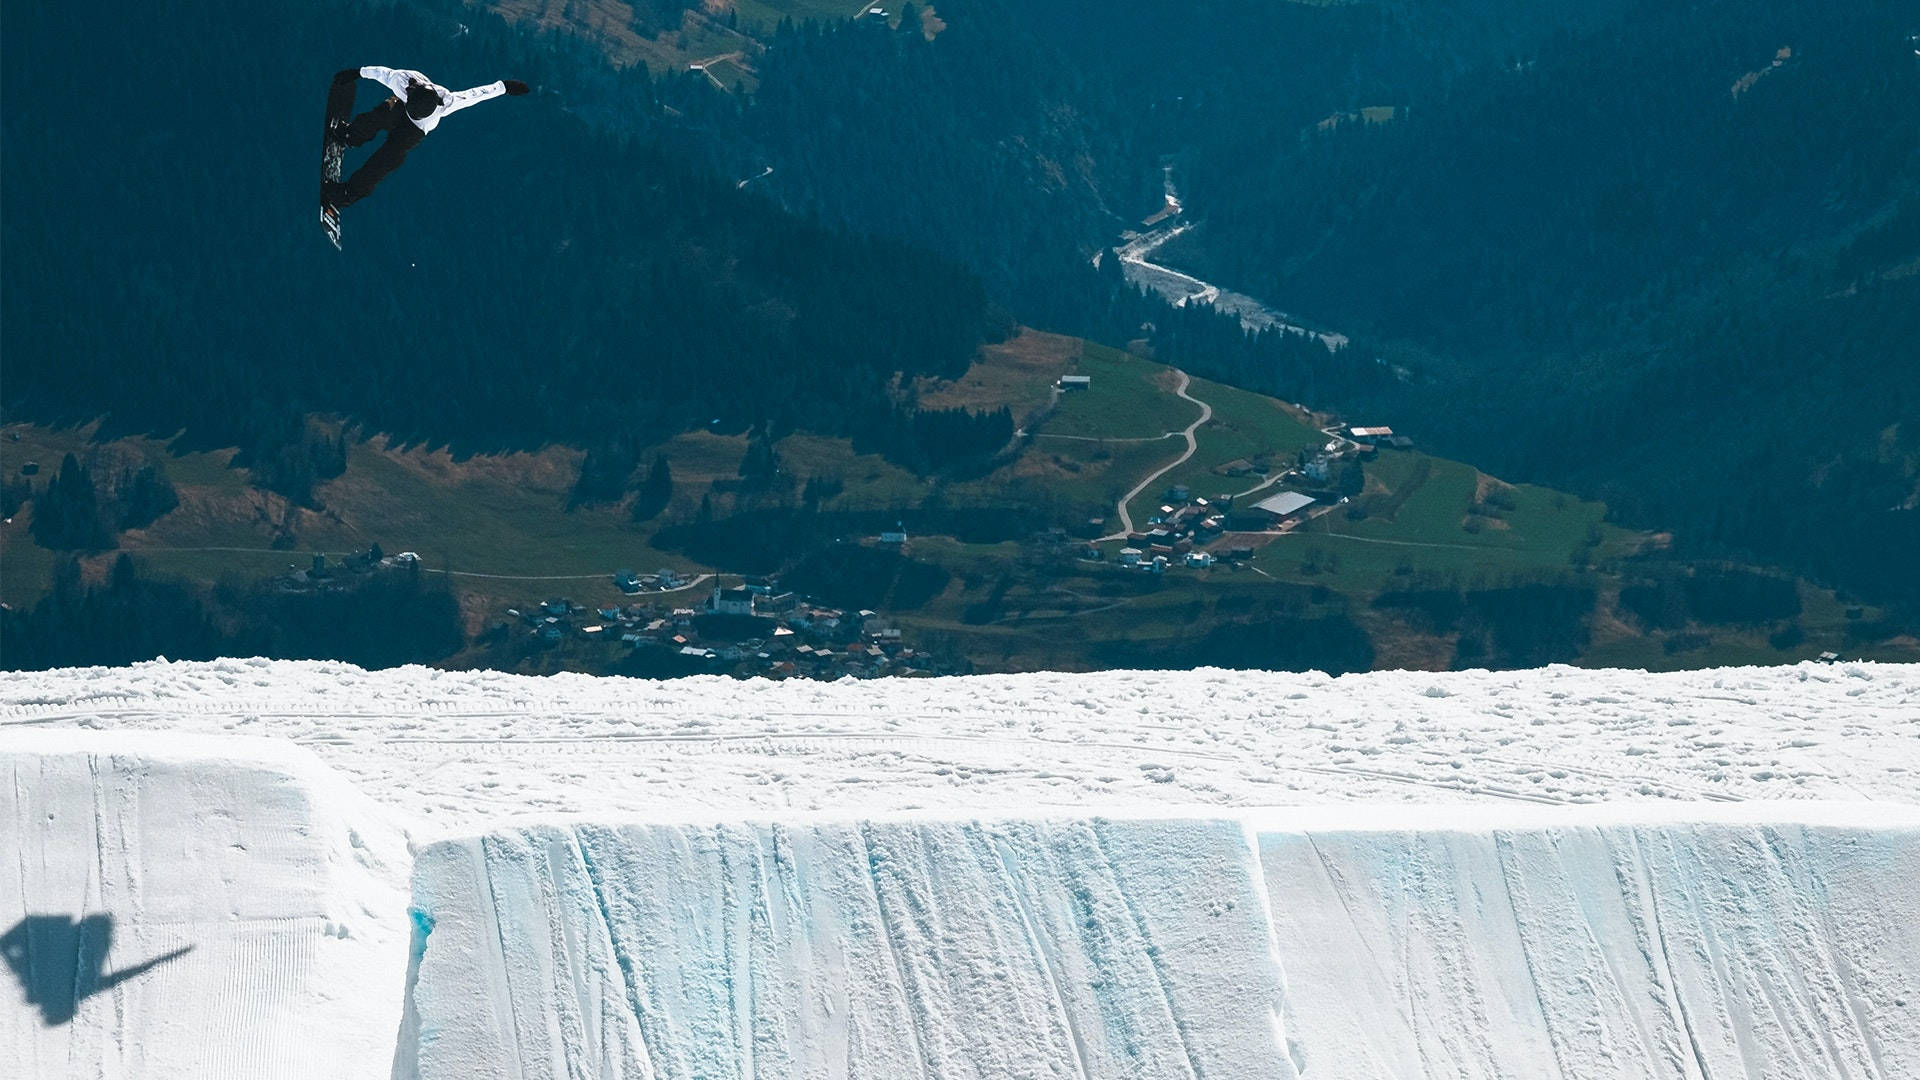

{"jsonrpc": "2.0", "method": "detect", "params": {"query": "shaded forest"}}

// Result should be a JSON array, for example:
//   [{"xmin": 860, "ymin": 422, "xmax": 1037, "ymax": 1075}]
[
  {"xmin": 4, "ymin": 0, "xmax": 1914, "ymax": 646},
  {"xmin": 0, "ymin": 555, "xmax": 464, "ymax": 671},
  {"xmin": 1, "ymin": 0, "xmax": 1001, "ymax": 479},
  {"xmin": 1154, "ymin": 0, "xmax": 1920, "ymax": 610}
]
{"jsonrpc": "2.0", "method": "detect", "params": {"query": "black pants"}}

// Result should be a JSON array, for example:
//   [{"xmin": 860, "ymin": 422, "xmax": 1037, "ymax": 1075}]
[{"xmin": 335, "ymin": 98, "xmax": 425, "ymax": 208}]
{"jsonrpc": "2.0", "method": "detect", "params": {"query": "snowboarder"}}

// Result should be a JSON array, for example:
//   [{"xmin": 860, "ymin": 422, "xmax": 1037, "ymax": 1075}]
[{"xmin": 323, "ymin": 66, "xmax": 530, "ymax": 210}]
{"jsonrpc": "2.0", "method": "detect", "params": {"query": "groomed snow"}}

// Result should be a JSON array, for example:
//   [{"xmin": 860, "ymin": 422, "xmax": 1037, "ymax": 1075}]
[
  {"xmin": 400, "ymin": 818, "xmax": 1292, "ymax": 1079},
  {"xmin": 1, "ymin": 731, "xmax": 409, "ymax": 1078},
  {"xmin": 3, "ymin": 660, "xmax": 1915, "ymax": 829},
  {"xmin": 4, "ymin": 661, "xmax": 1918, "ymax": 1078},
  {"xmin": 1256, "ymin": 810, "xmax": 1920, "ymax": 1078},
  {"xmin": 394, "ymin": 805, "xmax": 1920, "ymax": 1080}
]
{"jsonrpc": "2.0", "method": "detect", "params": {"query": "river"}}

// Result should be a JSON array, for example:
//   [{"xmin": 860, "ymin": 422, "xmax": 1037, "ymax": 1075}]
[{"xmin": 1106, "ymin": 168, "xmax": 1347, "ymax": 350}]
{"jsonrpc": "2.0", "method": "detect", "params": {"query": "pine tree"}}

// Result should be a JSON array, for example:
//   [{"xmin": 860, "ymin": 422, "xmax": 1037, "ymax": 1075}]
[
  {"xmin": 115, "ymin": 462, "xmax": 179, "ymax": 531},
  {"xmin": 738, "ymin": 434, "xmax": 781, "ymax": 489},
  {"xmin": 31, "ymin": 454, "xmax": 114, "ymax": 550},
  {"xmin": 632, "ymin": 453, "xmax": 673, "ymax": 522}
]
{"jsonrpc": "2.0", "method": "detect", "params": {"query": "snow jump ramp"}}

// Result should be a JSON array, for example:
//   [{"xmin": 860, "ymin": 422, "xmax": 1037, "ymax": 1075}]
[
  {"xmin": 395, "ymin": 807, "xmax": 1920, "ymax": 1080},
  {"xmin": 2, "ymin": 732, "xmax": 409, "ymax": 1079},
  {"xmin": 4, "ymin": 662, "xmax": 1919, "ymax": 1079}
]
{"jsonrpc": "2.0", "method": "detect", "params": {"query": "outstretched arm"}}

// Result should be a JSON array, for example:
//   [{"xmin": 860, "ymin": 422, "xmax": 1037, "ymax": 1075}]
[{"xmin": 438, "ymin": 79, "xmax": 531, "ymax": 118}]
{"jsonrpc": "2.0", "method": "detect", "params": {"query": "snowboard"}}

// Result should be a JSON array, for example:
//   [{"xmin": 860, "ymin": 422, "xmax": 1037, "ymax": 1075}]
[{"xmin": 320, "ymin": 73, "xmax": 356, "ymax": 249}]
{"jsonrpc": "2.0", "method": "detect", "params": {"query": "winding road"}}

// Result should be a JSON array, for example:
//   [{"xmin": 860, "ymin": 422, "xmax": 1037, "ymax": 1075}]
[{"xmin": 1103, "ymin": 369, "xmax": 1211, "ymax": 539}]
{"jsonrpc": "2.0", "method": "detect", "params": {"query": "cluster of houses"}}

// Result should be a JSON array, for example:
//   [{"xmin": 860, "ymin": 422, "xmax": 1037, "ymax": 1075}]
[
  {"xmin": 504, "ymin": 575, "xmax": 962, "ymax": 679},
  {"xmin": 1100, "ymin": 483, "xmax": 1232, "ymax": 572},
  {"xmin": 281, "ymin": 546, "xmax": 419, "ymax": 589},
  {"xmin": 1084, "ymin": 474, "xmax": 1328, "ymax": 573},
  {"xmin": 1077, "ymin": 421, "xmax": 1413, "ymax": 573},
  {"xmin": 610, "ymin": 568, "xmax": 690, "ymax": 594}
]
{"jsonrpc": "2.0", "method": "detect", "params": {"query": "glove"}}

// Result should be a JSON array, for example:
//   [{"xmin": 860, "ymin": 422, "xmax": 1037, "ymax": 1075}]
[{"xmin": 504, "ymin": 80, "xmax": 530, "ymax": 96}]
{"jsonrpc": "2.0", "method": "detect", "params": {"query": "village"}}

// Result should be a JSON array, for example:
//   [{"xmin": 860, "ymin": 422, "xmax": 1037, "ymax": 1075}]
[
  {"xmin": 1082, "ymin": 420, "xmax": 1406, "ymax": 574},
  {"xmin": 257, "ymin": 421, "xmax": 1416, "ymax": 681},
  {"xmin": 499, "ymin": 571, "xmax": 971, "ymax": 680}
]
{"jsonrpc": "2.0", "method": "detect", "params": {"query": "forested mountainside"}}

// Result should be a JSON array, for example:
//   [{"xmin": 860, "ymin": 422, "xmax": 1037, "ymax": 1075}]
[
  {"xmin": 689, "ymin": 0, "xmax": 1635, "ymax": 338},
  {"xmin": 0, "ymin": 0, "xmax": 999, "ymax": 477},
  {"xmin": 1159, "ymin": 0, "xmax": 1920, "ymax": 608},
  {"xmin": 4, "ymin": 0, "xmax": 1913, "ymax": 615},
  {"xmin": 619, "ymin": 0, "xmax": 1918, "ymax": 612}
]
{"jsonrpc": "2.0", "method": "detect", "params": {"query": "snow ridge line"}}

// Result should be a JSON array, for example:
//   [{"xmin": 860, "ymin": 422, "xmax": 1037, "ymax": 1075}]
[
  {"xmin": 856, "ymin": 823, "xmax": 934, "ymax": 1079},
  {"xmin": 991, "ymin": 833, "xmax": 1095, "ymax": 1080},
  {"xmin": 718, "ymin": 830, "xmax": 755, "ymax": 1080},
  {"xmin": 1806, "ymin": 837, "xmax": 1892, "ymax": 1078},
  {"xmin": 1240, "ymin": 823, "xmax": 1304, "ymax": 1078},
  {"xmin": 571, "ymin": 828, "xmax": 664, "ymax": 1078},
  {"xmin": 478, "ymin": 837, "xmax": 532, "ymax": 1068},
  {"xmin": 1088, "ymin": 825, "xmax": 1204, "ymax": 1080},
  {"xmin": 1492, "ymin": 830, "xmax": 1573, "ymax": 1078},
  {"xmin": 1631, "ymin": 829, "xmax": 1714, "ymax": 1080},
  {"xmin": 5, "ymin": 703, "xmax": 1223, "ymax": 733}
]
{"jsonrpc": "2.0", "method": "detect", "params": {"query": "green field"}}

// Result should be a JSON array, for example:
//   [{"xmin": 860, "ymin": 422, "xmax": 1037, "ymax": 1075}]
[
  {"xmin": 915, "ymin": 328, "xmax": 1075, "ymax": 420},
  {"xmin": 1240, "ymin": 449, "xmax": 1628, "ymax": 596},
  {"xmin": 733, "ymin": 0, "xmax": 869, "ymax": 32},
  {"xmin": 7, "ymin": 328, "xmax": 1909, "ymax": 671},
  {"xmin": 1123, "ymin": 374, "xmax": 1327, "ymax": 528},
  {"xmin": 892, "ymin": 537, "xmax": 1342, "ymax": 672},
  {"xmin": 0, "ymin": 423, "xmax": 701, "ymax": 619},
  {"xmin": 1038, "ymin": 343, "xmax": 1201, "ymax": 439},
  {"xmin": 1326, "ymin": 452, "xmax": 1627, "ymax": 553}
]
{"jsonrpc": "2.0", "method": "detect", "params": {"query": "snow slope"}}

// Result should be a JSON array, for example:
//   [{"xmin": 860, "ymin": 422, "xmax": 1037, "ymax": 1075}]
[
  {"xmin": 4, "ymin": 661, "xmax": 1918, "ymax": 1078},
  {"xmin": 1, "ymin": 731, "xmax": 409, "ymax": 1079},
  {"xmin": 1256, "ymin": 805, "xmax": 1920, "ymax": 1079},
  {"xmin": 395, "ymin": 806, "xmax": 1920, "ymax": 1080},
  {"xmin": 400, "ymin": 818, "xmax": 1291, "ymax": 1080}
]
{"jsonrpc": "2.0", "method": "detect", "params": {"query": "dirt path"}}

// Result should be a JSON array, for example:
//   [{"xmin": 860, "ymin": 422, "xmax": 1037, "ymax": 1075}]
[
  {"xmin": 120, "ymin": 545, "xmax": 715, "ymax": 589},
  {"xmin": 1103, "ymin": 369, "xmax": 1211, "ymax": 539}
]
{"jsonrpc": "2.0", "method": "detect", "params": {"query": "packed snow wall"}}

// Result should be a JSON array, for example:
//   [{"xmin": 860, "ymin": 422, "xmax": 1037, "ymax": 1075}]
[
  {"xmin": 398, "ymin": 818, "xmax": 1295, "ymax": 1080},
  {"xmin": 1, "ymin": 732, "xmax": 409, "ymax": 1080},
  {"xmin": 1257, "ymin": 811, "xmax": 1920, "ymax": 1079},
  {"xmin": 6, "ymin": 660, "xmax": 1919, "ymax": 1079},
  {"xmin": 402, "ymin": 810, "xmax": 1920, "ymax": 1080}
]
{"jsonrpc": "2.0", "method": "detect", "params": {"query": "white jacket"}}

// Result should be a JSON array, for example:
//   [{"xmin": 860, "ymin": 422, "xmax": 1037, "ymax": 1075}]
[{"xmin": 359, "ymin": 66, "xmax": 506, "ymax": 135}]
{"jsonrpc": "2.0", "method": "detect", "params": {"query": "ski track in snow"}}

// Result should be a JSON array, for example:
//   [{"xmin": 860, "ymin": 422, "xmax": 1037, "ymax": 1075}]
[
  {"xmin": 2, "ymin": 660, "xmax": 1915, "ymax": 826},
  {"xmin": 3, "ymin": 660, "xmax": 1918, "ymax": 1077}
]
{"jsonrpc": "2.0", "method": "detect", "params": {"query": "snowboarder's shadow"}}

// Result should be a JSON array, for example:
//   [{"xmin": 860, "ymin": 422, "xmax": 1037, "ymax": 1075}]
[{"xmin": 1, "ymin": 914, "xmax": 193, "ymax": 1025}]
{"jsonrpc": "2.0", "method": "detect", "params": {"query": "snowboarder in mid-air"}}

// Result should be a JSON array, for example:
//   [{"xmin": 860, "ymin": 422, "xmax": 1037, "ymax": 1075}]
[{"xmin": 321, "ymin": 66, "xmax": 529, "ymax": 246}]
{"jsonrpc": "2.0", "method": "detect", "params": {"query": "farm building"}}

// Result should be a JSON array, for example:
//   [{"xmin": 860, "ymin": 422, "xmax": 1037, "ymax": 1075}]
[{"xmin": 1243, "ymin": 490, "xmax": 1319, "ymax": 527}]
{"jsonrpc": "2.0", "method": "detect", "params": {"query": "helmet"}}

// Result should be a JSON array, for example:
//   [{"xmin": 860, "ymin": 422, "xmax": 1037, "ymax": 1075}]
[{"xmin": 404, "ymin": 81, "xmax": 444, "ymax": 121}]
